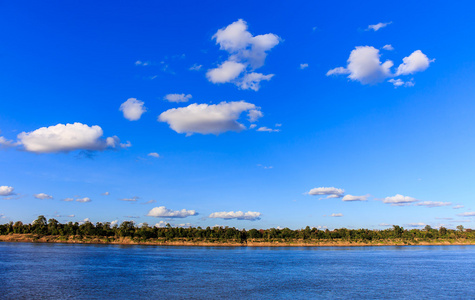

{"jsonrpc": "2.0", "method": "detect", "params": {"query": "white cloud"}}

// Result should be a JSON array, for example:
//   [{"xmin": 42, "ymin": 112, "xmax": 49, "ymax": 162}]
[
  {"xmin": 62, "ymin": 198, "xmax": 74, "ymax": 202},
  {"xmin": 143, "ymin": 199, "xmax": 157, "ymax": 204},
  {"xmin": 388, "ymin": 78, "xmax": 414, "ymax": 87},
  {"xmin": 120, "ymin": 98, "xmax": 146, "ymax": 121},
  {"xmin": 382, "ymin": 44, "xmax": 394, "ymax": 51},
  {"xmin": 415, "ymin": 201, "xmax": 452, "ymax": 208},
  {"xmin": 159, "ymin": 101, "xmax": 261, "ymax": 135},
  {"xmin": 105, "ymin": 136, "xmax": 131, "ymax": 149},
  {"xmin": 148, "ymin": 152, "xmax": 160, "ymax": 158},
  {"xmin": 249, "ymin": 124, "xmax": 257, "ymax": 129},
  {"xmin": 147, "ymin": 206, "xmax": 197, "ymax": 218},
  {"xmin": 76, "ymin": 197, "xmax": 91, "ymax": 203},
  {"xmin": 382, "ymin": 194, "xmax": 418, "ymax": 206},
  {"xmin": 102, "ymin": 192, "xmax": 110, "ymax": 196},
  {"xmin": 34, "ymin": 193, "xmax": 53, "ymax": 200},
  {"xmin": 458, "ymin": 212, "xmax": 475, "ymax": 217},
  {"xmin": 154, "ymin": 220, "xmax": 168, "ymax": 227},
  {"xmin": 453, "ymin": 205, "xmax": 464, "ymax": 209},
  {"xmin": 300, "ymin": 63, "xmax": 309, "ymax": 69},
  {"xmin": 206, "ymin": 60, "xmax": 246, "ymax": 83},
  {"xmin": 189, "ymin": 64, "xmax": 202, "ymax": 71},
  {"xmin": 379, "ymin": 223, "xmax": 391, "ymax": 226},
  {"xmin": 135, "ymin": 60, "xmax": 149, "ymax": 66},
  {"xmin": 330, "ymin": 213, "xmax": 343, "ymax": 217},
  {"xmin": 110, "ymin": 220, "xmax": 118, "ymax": 226},
  {"xmin": 0, "ymin": 136, "xmax": 17, "ymax": 148},
  {"xmin": 120, "ymin": 197, "xmax": 139, "ymax": 202},
  {"xmin": 236, "ymin": 72, "xmax": 274, "ymax": 91},
  {"xmin": 248, "ymin": 109, "xmax": 263, "ymax": 123},
  {"xmin": 366, "ymin": 22, "xmax": 392, "ymax": 31},
  {"xmin": 342, "ymin": 194, "xmax": 369, "ymax": 201},
  {"xmin": 164, "ymin": 93, "xmax": 192, "ymax": 103},
  {"xmin": 308, "ymin": 187, "xmax": 345, "ymax": 198},
  {"xmin": 0, "ymin": 186, "xmax": 15, "ymax": 196},
  {"xmin": 396, "ymin": 50, "xmax": 433, "ymax": 76},
  {"xmin": 17, "ymin": 123, "xmax": 123, "ymax": 153},
  {"xmin": 207, "ymin": 19, "xmax": 280, "ymax": 91},
  {"xmin": 327, "ymin": 46, "xmax": 393, "ymax": 84},
  {"xmin": 208, "ymin": 211, "xmax": 261, "ymax": 221},
  {"xmin": 256, "ymin": 126, "xmax": 280, "ymax": 132}
]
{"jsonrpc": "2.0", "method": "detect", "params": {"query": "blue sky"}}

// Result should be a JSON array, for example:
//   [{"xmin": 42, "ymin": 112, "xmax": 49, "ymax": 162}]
[{"xmin": 1, "ymin": 0, "xmax": 475, "ymax": 229}]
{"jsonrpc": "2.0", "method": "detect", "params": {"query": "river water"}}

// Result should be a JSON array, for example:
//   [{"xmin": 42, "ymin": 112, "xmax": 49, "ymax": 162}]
[{"xmin": 1, "ymin": 242, "xmax": 474, "ymax": 299}]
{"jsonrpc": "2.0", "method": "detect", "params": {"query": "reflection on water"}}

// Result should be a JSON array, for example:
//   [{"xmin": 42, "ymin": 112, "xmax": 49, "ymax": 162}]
[{"xmin": 1, "ymin": 242, "xmax": 474, "ymax": 299}]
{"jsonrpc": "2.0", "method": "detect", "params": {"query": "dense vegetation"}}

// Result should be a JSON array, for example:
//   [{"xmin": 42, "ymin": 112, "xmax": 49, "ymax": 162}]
[{"xmin": 1, "ymin": 216, "xmax": 473, "ymax": 245}]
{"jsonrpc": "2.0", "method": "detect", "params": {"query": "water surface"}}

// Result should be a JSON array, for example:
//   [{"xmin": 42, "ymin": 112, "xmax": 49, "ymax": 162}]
[{"xmin": 1, "ymin": 242, "xmax": 474, "ymax": 299}]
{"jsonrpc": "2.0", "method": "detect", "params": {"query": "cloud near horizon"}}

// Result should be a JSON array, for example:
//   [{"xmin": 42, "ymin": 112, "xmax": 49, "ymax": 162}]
[
  {"xmin": 158, "ymin": 101, "xmax": 262, "ymax": 135},
  {"xmin": 382, "ymin": 194, "xmax": 418, "ymax": 206},
  {"xmin": 147, "ymin": 206, "xmax": 197, "ymax": 218},
  {"xmin": 208, "ymin": 211, "xmax": 261, "ymax": 221}
]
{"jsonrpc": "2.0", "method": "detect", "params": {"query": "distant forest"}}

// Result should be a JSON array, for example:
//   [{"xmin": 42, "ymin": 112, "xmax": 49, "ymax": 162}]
[{"xmin": 0, "ymin": 215, "xmax": 473, "ymax": 244}]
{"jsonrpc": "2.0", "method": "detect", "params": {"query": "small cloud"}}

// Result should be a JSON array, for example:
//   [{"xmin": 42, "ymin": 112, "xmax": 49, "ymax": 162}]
[
  {"xmin": 382, "ymin": 44, "xmax": 394, "ymax": 51},
  {"xmin": 189, "ymin": 64, "xmax": 202, "ymax": 71},
  {"xmin": 143, "ymin": 199, "xmax": 157, "ymax": 204},
  {"xmin": 257, "ymin": 164, "xmax": 273, "ymax": 169},
  {"xmin": 382, "ymin": 194, "xmax": 418, "ymax": 206},
  {"xmin": 110, "ymin": 220, "xmax": 118, "ymax": 226},
  {"xmin": 366, "ymin": 22, "xmax": 392, "ymax": 32},
  {"xmin": 164, "ymin": 94, "xmax": 192, "ymax": 103},
  {"xmin": 34, "ymin": 193, "xmax": 53, "ymax": 200},
  {"xmin": 62, "ymin": 198, "xmax": 74, "ymax": 202},
  {"xmin": 256, "ymin": 127, "xmax": 280, "ymax": 132},
  {"xmin": 120, "ymin": 197, "xmax": 139, "ymax": 202},
  {"xmin": 407, "ymin": 222, "xmax": 426, "ymax": 227},
  {"xmin": 0, "ymin": 186, "xmax": 15, "ymax": 196},
  {"xmin": 120, "ymin": 98, "xmax": 147, "ymax": 121},
  {"xmin": 458, "ymin": 212, "xmax": 475, "ymax": 217},
  {"xmin": 300, "ymin": 63, "xmax": 309, "ymax": 69},
  {"xmin": 148, "ymin": 152, "xmax": 160, "ymax": 158},
  {"xmin": 76, "ymin": 197, "xmax": 91, "ymax": 203},
  {"xmin": 307, "ymin": 187, "xmax": 345, "ymax": 198},
  {"xmin": 453, "ymin": 205, "xmax": 464, "ymax": 209},
  {"xmin": 209, "ymin": 211, "xmax": 261, "ymax": 221},
  {"xmin": 249, "ymin": 124, "xmax": 257, "ymax": 129},
  {"xmin": 388, "ymin": 78, "xmax": 415, "ymax": 88},
  {"xmin": 415, "ymin": 201, "xmax": 452, "ymax": 208},
  {"xmin": 342, "ymin": 194, "xmax": 369, "ymax": 201},
  {"xmin": 396, "ymin": 50, "xmax": 434, "ymax": 76},
  {"xmin": 135, "ymin": 60, "xmax": 150, "ymax": 66},
  {"xmin": 0, "ymin": 136, "xmax": 18, "ymax": 148},
  {"xmin": 330, "ymin": 213, "xmax": 343, "ymax": 217},
  {"xmin": 102, "ymin": 192, "xmax": 110, "ymax": 196},
  {"xmin": 147, "ymin": 206, "xmax": 197, "ymax": 218},
  {"xmin": 379, "ymin": 223, "xmax": 391, "ymax": 226},
  {"xmin": 275, "ymin": 123, "xmax": 282, "ymax": 127}
]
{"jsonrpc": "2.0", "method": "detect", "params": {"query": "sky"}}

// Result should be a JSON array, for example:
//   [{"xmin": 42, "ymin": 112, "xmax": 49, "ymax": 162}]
[{"xmin": 1, "ymin": 0, "xmax": 475, "ymax": 230}]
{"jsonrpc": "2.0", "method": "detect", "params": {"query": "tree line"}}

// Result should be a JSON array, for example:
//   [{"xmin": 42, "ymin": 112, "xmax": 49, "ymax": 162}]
[{"xmin": 0, "ymin": 216, "xmax": 473, "ymax": 243}]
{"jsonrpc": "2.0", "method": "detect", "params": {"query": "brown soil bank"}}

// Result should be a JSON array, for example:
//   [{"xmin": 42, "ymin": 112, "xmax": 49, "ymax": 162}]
[{"xmin": 1, "ymin": 234, "xmax": 475, "ymax": 247}]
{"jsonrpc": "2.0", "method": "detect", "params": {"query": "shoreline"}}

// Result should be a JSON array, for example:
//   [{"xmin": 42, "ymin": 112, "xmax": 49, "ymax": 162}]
[{"xmin": 1, "ymin": 234, "xmax": 474, "ymax": 247}]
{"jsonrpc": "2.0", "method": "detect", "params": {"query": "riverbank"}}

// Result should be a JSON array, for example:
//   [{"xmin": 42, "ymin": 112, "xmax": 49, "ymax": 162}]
[{"xmin": 1, "ymin": 234, "xmax": 474, "ymax": 247}]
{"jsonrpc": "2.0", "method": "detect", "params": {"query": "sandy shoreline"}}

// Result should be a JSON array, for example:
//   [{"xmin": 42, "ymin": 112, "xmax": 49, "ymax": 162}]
[{"xmin": 1, "ymin": 234, "xmax": 474, "ymax": 247}]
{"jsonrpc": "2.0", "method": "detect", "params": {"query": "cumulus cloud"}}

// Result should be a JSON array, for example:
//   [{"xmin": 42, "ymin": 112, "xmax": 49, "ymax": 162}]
[
  {"xmin": 208, "ymin": 211, "xmax": 261, "ymax": 221},
  {"xmin": 300, "ymin": 63, "xmax": 309, "ymax": 69},
  {"xmin": 148, "ymin": 152, "xmax": 160, "ymax": 158},
  {"xmin": 415, "ymin": 201, "xmax": 452, "ymax": 208},
  {"xmin": 458, "ymin": 212, "xmax": 475, "ymax": 217},
  {"xmin": 159, "ymin": 101, "xmax": 262, "ymax": 135},
  {"xmin": 34, "ymin": 193, "xmax": 53, "ymax": 200},
  {"xmin": 327, "ymin": 46, "xmax": 393, "ymax": 84},
  {"xmin": 330, "ymin": 213, "xmax": 343, "ymax": 217},
  {"xmin": 256, "ymin": 126, "xmax": 280, "ymax": 132},
  {"xmin": 366, "ymin": 22, "xmax": 392, "ymax": 31},
  {"xmin": 17, "ymin": 123, "xmax": 124, "ymax": 153},
  {"xmin": 164, "ymin": 93, "xmax": 192, "ymax": 103},
  {"xmin": 206, "ymin": 61, "xmax": 246, "ymax": 83},
  {"xmin": 328, "ymin": 47, "xmax": 432, "ymax": 86},
  {"xmin": 396, "ymin": 50, "xmax": 433, "ymax": 76},
  {"xmin": 207, "ymin": 19, "xmax": 280, "ymax": 90},
  {"xmin": 342, "ymin": 194, "xmax": 369, "ymax": 201},
  {"xmin": 120, "ymin": 98, "xmax": 146, "ymax": 121},
  {"xmin": 308, "ymin": 187, "xmax": 345, "ymax": 198},
  {"xmin": 382, "ymin": 194, "xmax": 418, "ymax": 206},
  {"xmin": 147, "ymin": 206, "xmax": 197, "ymax": 218},
  {"xmin": 76, "ymin": 197, "xmax": 91, "ymax": 203},
  {"xmin": 0, "ymin": 186, "xmax": 15, "ymax": 196},
  {"xmin": 382, "ymin": 44, "xmax": 394, "ymax": 51}
]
